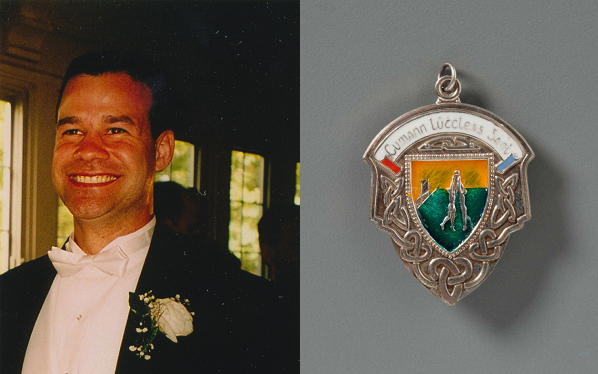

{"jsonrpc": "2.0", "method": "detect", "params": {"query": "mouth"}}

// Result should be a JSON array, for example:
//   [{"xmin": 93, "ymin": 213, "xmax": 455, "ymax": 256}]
[{"xmin": 69, "ymin": 174, "xmax": 119, "ymax": 184}]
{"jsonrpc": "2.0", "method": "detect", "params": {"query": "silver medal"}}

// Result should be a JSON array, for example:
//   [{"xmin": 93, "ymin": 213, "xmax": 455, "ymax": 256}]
[{"xmin": 363, "ymin": 64, "xmax": 534, "ymax": 306}]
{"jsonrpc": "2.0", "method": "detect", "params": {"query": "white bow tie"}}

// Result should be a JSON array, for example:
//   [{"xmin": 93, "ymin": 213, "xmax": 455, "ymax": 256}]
[{"xmin": 49, "ymin": 245, "xmax": 129, "ymax": 278}]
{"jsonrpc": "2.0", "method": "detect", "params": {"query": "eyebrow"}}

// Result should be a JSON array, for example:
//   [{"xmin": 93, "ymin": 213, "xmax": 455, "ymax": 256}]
[
  {"xmin": 104, "ymin": 115, "xmax": 134, "ymax": 125},
  {"xmin": 57, "ymin": 116, "xmax": 80, "ymax": 126},
  {"xmin": 56, "ymin": 115, "xmax": 135, "ymax": 127}
]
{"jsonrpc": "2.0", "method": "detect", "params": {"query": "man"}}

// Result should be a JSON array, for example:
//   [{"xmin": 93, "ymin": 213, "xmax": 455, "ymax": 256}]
[
  {"xmin": 258, "ymin": 204, "xmax": 300, "ymax": 292},
  {"xmin": 258, "ymin": 205, "xmax": 300, "ymax": 368},
  {"xmin": 440, "ymin": 170, "xmax": 468, "ymax": 232},
  {"xmin": 154, "ymin": 181, "xmax": 241, "ymax": 269},
  {"xmin": 0, "ymin": 51, "xmax": 291, "ymax": 373},
  {"xmin": 153, "ymin": 181, "xmax": 210, "ymax": 238}
]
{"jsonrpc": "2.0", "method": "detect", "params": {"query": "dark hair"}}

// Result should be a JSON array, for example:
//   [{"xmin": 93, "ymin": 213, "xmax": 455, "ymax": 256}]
[
  {"xmin": 154, "ymin": 181, "xmax": 206, "ymax": 225},
  {"xmin": 57, "ymin": 50, "xmax": 173, "ymax": 139},
  {"xmin": 154, "ymin": 181, "xmax": 188, "ymax": 225}
]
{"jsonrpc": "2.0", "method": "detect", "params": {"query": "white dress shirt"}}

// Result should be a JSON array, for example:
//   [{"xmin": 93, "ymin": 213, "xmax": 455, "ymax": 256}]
[{"xmin": 22, "ymin": 218, "xmax": 156, "ymax": 374}]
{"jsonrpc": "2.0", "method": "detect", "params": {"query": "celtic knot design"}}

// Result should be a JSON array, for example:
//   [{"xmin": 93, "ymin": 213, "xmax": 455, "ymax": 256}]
[
  {"xmin": 463, "ymin": 229, "xmax": 503, "ymax": 290},
  {"xmin": 380, "ymin": 175, "xmax": 410, "ymax": 231},
  {"xmin": 418, "ymin": 135, "xmax": 481, "ymax": 152},
  {"xmin": 469, "ymin": 229, "xmax": 502, "ymax": 262},
  {"xmin": 398, "ymin": 231, "xmax": 435, "ymax": 289},
  {"xmin": 490, "ymin": 174, "xmax": 519, "ymax": 228},
  {"xmin": 380, "ymin": 173, "xmax": 481, "ymax": 305},
  {"xmin": 376, "ymin": 156, "xmax": 528, "ymax": 306},
  {"xmin": 378, "ymin": 169, "xmax": 522, "ymax": 306},
  {"xmin": 428, "ymin": 257, "xmax": 473, "ymax": 305}
]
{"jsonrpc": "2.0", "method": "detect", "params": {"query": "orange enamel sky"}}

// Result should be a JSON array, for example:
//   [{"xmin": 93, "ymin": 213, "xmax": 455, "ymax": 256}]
[{"xmin": 411, "ymin": 159, "xmax": 488, "ymax": 201}]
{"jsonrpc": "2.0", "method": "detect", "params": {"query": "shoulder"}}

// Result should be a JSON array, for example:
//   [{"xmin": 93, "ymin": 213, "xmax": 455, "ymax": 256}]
[
  {"xmin": 0, "ymin": 255, "xmax": 56, "ymax": 373},
  {"xmin": 137, "ymin": 226, "xmax": 297, "ymax": 372},
  {"xmin": 0, "ymin": 255, "xmax": 54, "ymax": 294},
  {"xmin": 142, "ymin": 224, "xmax": 281, "ymax": 298},
  {"xmin": 148, "ymin": 223, "xmax": 285, "ymax": 304},
  {"xmin": 147, "ymin": 223, "xmax": 243, "ymax": 278},
  {"xmin": 0, "ymin": 255, "xmax": 55, "ymax": 315},
  {"xmin": 1, "ymin": 254, "xmax": 53, "ymax": 276}
]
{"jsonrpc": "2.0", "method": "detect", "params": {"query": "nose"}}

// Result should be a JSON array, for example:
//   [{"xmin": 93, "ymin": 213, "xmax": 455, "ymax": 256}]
[{"xmin": 74, "ymin": 132, "xmax": 110, "ymax": 161}]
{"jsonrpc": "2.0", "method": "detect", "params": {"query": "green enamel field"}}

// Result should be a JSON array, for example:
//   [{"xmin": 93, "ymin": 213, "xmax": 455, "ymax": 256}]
[{"xmin": 418, "ymin": 188, "xmax": 488, "ymax": 252}]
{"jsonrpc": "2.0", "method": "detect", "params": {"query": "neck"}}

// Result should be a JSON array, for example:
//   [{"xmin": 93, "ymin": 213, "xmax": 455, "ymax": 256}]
[{"xmin": 72, "ymin": 212, "xmax": 153, "ymax": 255}]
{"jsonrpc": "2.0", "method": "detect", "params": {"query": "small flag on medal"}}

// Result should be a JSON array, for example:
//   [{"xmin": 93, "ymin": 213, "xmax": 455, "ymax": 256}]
[{"xmin": 381, "ymin": 156, "xmax": 401, "ymax": 174}]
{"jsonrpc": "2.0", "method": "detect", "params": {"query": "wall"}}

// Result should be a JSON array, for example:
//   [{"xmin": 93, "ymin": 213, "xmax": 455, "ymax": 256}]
[{"xmin": 302, "ymin": 1, "xmax": 598, "ymax": 373}]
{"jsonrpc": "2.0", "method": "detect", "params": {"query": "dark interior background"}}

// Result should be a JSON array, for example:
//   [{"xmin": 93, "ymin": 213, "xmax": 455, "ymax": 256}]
[
  {"xmin": 1, "ymin": 0, "xmax": 299, "ymax": 153},
  {"xmin": 0, "ymin": 0, "xmax": 298, "ymax": 258}
]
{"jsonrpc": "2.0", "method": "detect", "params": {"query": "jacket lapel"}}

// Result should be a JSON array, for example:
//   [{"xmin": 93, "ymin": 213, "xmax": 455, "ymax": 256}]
[
  {"xmin": 114, "ymin": 223, "xmax": 281, "ymax": 373},
  {"xmin": 115, "ymin": 223, "xmax": 200, "ymax": 373}
]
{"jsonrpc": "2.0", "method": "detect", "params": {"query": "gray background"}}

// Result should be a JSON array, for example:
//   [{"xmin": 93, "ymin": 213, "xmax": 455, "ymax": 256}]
[{"xmin": 301, "ymin": 1, "xmax": 598, "ymax": 373}]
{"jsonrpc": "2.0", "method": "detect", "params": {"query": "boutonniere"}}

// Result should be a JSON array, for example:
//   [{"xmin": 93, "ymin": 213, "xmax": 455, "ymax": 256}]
[{"xmin": 128, "ymin": 290, "xmax": 194, "ymax": 360}]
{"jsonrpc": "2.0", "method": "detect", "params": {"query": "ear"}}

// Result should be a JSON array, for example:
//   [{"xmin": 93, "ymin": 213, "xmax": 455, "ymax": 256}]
[{"xmin": 154, "ymin": 130, "xmax": 175, "ymax": 172}]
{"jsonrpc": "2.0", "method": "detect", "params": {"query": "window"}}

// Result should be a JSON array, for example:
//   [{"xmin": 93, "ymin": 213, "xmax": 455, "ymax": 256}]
[
  {"xmin": 57, "ymin": 140, "xmax": 196, "ymax": 245},
  {"xmin": 56, "ymin": 199, "xmax": 71, "ymax": 247},
  {"xmin": 229, "ymin": 151, "xmax": 264, "ymax": 276},
  {"xmin": 0, "ymin": 99, "xmax": 23, "ymax": 273},
  {"xmin": 155, "ymin": 140, "xmax": 195, "ymax": 187},
  {"xmin": 294, "ymin": 162, "xmax": 300, "ymax": 205}
]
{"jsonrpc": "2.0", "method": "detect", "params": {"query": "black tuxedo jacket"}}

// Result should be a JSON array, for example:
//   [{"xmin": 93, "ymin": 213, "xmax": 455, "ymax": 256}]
[{"xmin": 0, "ymin": 223, "xmax": 297, "ymax": 373}]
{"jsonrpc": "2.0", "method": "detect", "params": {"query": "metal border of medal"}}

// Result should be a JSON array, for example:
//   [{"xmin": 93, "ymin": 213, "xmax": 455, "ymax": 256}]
[{"xmin": 363, "ymin": 64, "xmax": 534, "ymax": 306}]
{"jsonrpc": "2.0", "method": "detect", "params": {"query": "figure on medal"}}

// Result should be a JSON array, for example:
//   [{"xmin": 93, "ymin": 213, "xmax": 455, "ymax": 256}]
[{"xmin": 440, "ymin": 170, "xmax": 468, "ymax": 232}]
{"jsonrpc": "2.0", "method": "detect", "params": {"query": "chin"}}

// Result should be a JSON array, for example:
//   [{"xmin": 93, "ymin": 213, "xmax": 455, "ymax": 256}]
[
  {"xmin": 62, "ymin": 196, "xmax": 114, "ymax": 218},
  {"xmin": 68, "ymin": 207, "xmax": 111, "ymax": 221}
]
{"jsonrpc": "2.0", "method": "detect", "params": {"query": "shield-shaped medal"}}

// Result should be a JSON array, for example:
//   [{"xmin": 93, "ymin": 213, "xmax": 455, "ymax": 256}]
[{"xmin": 364, "ymin": 64, "xmax": 534, "ymax": 306}]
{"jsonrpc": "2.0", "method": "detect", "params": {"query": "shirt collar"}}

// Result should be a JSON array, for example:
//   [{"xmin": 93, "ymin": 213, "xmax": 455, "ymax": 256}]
[{"xmin": 66, "ymin": 217, "xmax": 156, "ymax": 262}]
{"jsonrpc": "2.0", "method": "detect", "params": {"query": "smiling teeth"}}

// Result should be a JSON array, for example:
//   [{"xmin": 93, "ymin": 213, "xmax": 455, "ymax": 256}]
[{"xmin": 72, "ymin": 175, "xmax": 117, "ymax": 184}]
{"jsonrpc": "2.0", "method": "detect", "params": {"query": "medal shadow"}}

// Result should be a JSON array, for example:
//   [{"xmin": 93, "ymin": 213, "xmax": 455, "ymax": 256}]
[
  {"xmin": 452, "ymin": 71, "xmax": 564, "ymax": 328},
  {"xmin": 457, "ymin": 139, "xmax": 564, "ymax": 331}
]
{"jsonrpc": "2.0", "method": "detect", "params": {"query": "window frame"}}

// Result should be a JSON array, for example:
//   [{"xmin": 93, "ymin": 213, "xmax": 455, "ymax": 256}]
[{"xmin": 0, "ymin": 93, "xmax": 24, "ymax": 273}]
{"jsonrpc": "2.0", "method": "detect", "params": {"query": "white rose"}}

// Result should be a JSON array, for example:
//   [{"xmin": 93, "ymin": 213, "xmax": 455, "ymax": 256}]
[{"xmin": 155, "ymin": 299, "xmax": 194, "ymax": 343}]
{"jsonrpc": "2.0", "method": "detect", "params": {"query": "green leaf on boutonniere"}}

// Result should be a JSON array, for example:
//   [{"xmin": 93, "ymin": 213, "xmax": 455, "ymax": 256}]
[
  {"xmin": 129, "ymin": 292, "xmax": 150, "ymax": 316},
  {"xmin": 128, "ymin": 290, "xmax": 194, "ymax": 360}
]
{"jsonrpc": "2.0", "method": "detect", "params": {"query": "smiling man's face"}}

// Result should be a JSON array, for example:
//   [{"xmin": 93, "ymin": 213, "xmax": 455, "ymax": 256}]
[{"xmin": 53, "ymin": 72, "xmax": 170, "ymax": 229}]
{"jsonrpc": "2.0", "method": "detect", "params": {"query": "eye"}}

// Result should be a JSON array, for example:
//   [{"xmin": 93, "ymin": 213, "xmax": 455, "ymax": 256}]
[
  {"xmin": 62, "ymin": 129, "xmax": 82, "ymax": 136},
  {"xmin": 107, "ymin": 128, "xmax": 129, "ymax": 135}
]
